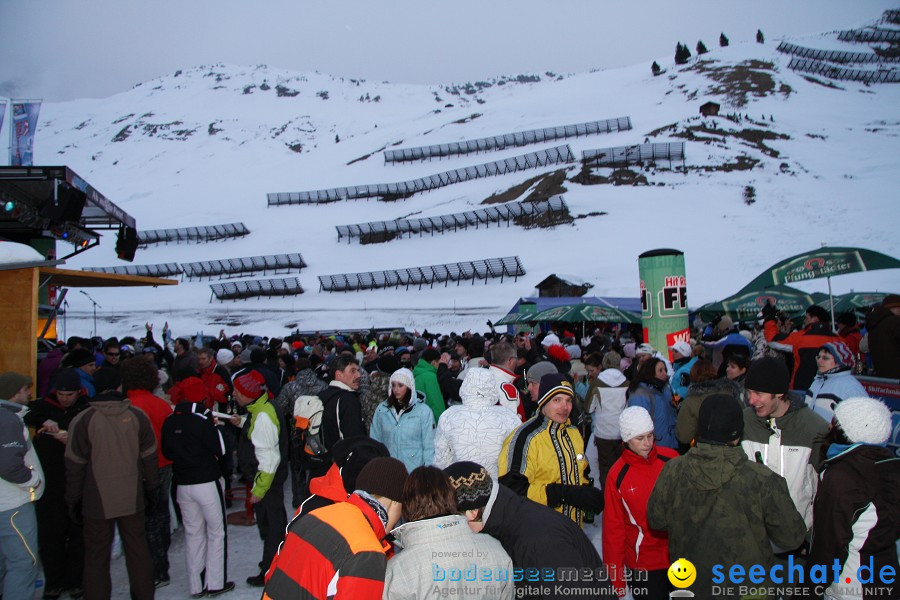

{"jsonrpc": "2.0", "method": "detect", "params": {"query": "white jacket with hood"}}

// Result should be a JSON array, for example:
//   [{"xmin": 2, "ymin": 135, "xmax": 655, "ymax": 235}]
[
  {"xmin": 369, "ymin": 368, "xmax": 435, "ymax": 473},
  {"xmin": 434, "ymin": 368, "xmax": 522, "ymax": 479}
]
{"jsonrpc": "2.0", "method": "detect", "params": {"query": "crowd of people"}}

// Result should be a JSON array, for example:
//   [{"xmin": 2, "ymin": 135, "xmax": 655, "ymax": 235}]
[{"xmin": 0, "ymin": 293, "xmax": 897, "ymax": 599}]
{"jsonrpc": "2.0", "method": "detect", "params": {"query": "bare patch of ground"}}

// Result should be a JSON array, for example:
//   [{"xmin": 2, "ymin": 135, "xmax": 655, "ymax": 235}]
[
  {"xmin": 684, "ymin": 59, "xmax": 793, "ymax": 107},
  {"xmin": 571, "ymin": 167, "xmax": 650, "ymax": 186},
  {"xmin": 481, "ymin": 169, "xmax": 568, "ymax": 205},
  {"xmin": 668, "ymin": 120, "xmax": 790, "ymax": 158}
]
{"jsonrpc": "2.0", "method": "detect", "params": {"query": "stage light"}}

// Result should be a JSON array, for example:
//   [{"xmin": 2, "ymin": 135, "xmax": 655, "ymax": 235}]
[{"xmin": 3, "ymin": 200, "xmax": 13, "ymax": 212}]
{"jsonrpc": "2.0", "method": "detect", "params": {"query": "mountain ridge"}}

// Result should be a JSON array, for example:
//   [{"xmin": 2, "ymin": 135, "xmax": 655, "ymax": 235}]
[{"xmin": 28, "ymin": 22, "xmax": 900, "ymax": 337}]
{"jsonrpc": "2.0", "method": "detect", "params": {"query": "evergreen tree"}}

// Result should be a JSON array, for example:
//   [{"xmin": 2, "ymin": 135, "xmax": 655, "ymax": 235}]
[
  {"xmin": 651, "ymin": 61, "xmax": 661, "ymax": 76},
  {"xmin": 675, "ymin": 42, "xmax": 692, "ymax": 65},
  {"xmin": 720, "ymin": 32, "xmax": 730, "ymax": 47},
  {"xmin": 697, "ymin": 40, "xmax": 709, "ymax": 55},
  {"xmin": 756, "ymin": 29, "xmax": 765, "ymax": 44}
]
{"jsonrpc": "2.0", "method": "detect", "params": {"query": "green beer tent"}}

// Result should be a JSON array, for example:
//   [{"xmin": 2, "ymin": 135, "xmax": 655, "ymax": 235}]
[
  {"xmin": 529, "ymin": 303, "xmax": 642, "ymax": 324},
  {"xmin": 788, "ymin": 291, "xmax": 897, "ymax": 320},
  {"xmin": 738, "ymin": 246, "xmax": 900, "ymax": 325},
  {"xmin": 695, "ymin": 285, "xmax": 819, "ymax": 322},
  {"xmin": 495, "ymin": 312, "xmax": 536, "ymax": 326},
  {"xmin": 827, "ymin": 291, "xmax": 895, "ymax": 314}
]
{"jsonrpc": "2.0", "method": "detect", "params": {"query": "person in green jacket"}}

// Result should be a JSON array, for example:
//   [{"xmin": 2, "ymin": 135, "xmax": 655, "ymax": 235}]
[
  {"xmin": 647, "ymin": 393, "xmax": 806, "ymax": 600},
  {"xmin": 413, "ymin": 348, "xmax": 444, "ymax": 424}
]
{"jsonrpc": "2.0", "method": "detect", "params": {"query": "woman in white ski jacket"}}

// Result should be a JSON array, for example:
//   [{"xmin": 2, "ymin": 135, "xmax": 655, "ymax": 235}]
[{"xmin": 433, "ymin": 367, "xmax": 521, "ymax": 479}]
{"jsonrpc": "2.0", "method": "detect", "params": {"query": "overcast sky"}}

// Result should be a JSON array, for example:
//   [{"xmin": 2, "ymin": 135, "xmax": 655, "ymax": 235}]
[{"xmin": 0, "ymin": 1, "xmax": 892, "ymax": 102}]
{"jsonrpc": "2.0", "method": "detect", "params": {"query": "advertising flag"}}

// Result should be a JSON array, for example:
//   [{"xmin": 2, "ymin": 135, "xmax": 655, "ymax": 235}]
[{"xmin": 10, "ymin": 100, "xmax": 41, "ymax": 166}]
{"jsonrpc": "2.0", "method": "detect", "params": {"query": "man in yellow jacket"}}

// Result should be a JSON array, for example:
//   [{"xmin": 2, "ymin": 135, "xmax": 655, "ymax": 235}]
[{"xmin": 498, "ymin": 373, "xmax": 602, "ymax": 525}]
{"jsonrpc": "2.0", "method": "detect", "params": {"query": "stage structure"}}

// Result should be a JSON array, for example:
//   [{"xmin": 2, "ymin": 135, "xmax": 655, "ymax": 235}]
[
  {"xmin": 0, "ymin": 165, "xmax": 139, "ymax": 261},
  {"xmin": 0, "ymin": 167, "xmax": 171, "ymax": 384}
]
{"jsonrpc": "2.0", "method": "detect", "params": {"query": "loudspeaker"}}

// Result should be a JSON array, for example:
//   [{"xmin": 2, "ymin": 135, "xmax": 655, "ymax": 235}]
[
  {"xmin": 41, "ymin": 185, "xmax": 86, "ymax": 223},
  {"xmin": 116, "ymin": 225, "xmax": 138, "ymax": 262}
]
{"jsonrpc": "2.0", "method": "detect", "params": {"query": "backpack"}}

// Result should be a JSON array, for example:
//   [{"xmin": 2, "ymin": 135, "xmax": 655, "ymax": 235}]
[{"xmin": 293, "ymin": 395, "xmax": 328, "ymax": 465}]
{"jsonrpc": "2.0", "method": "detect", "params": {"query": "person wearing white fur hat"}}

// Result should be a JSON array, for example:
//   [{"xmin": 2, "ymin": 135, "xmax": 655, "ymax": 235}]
[
  {"xmin": 603, "ymin": 407, "xmax": 678, "ymax": 599},
  {"xmin": 368, "ymin": 368, "xmax": 434, "ymax": 472},
  {"xmin": 805, "ymin": 397, "xmax": 899, "ymax": 600}
]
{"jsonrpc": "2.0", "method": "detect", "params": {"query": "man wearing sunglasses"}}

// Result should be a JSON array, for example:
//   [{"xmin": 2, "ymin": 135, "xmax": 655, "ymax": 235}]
[{"xmin": 100, "ymin": 340, "xmax": 121, "ymax": 370}]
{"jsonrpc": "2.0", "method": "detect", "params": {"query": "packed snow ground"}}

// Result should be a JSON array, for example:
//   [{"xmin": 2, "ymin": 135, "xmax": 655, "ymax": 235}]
[
  {"xmin": 28, "ymin": 15, "xmax": 900, "ymax": 340},
  {"xmin": 39, "ymin": 445, "xmax": 606, "ymax": 599}
]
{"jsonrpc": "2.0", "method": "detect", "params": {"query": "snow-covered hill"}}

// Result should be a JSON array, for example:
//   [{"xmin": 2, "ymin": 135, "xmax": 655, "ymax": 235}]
[{"xmin": 31, "ymin": 22, "xmax": 900, "ymax": 339}]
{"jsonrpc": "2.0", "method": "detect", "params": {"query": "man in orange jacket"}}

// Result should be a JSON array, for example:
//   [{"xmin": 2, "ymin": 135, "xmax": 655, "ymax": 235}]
[
  {"xmin": 262, "ymin": 457, "xmax": 408, "ymax": 599},
  {"xmin": 763, "ymin": 304, "xmax": 839, "ymax": 390}
]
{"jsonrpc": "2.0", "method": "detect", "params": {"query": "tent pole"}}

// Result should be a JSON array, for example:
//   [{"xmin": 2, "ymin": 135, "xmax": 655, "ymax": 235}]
[{"xmin": 827, "ymin": 276, "xmax": 836, "ymax": 332}]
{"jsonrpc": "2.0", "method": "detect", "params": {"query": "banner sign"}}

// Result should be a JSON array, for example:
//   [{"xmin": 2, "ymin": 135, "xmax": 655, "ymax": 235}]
[
  {"xmin": 0, "ymin": 100, "xmax": 6, "ymax": 140},
  {"xmin": 774, "ymin": 249, "xmax": 866, "ymax": 284},
  {"xmin": 857, "ymin": 376, "xmax": 900, "ymax": 458},
  {"xmin": 10, "ymin": 100, "xmax": 41, "ymax": 166},
  {"xmin": 638, "ymin": 249, "xmax": 690, "ymax": 362}
]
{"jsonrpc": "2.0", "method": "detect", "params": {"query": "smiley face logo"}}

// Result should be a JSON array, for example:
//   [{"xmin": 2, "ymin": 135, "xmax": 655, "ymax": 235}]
[{"xmin": 667, "ymin": 558, "xmax": 696, "ymax": 588}]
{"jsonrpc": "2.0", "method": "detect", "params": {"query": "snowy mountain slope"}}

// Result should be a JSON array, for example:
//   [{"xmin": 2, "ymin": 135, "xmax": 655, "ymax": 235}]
[{"xmin": 29, "ymin": 25, "xmax": 900, "ymax": 338}]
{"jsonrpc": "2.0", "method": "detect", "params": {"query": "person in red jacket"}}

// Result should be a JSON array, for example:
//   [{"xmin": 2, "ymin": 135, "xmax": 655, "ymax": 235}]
[
  {"xmin": 197, "ymin": 348, "xmax": 232, "ymax": 410},
  {"xmin": 835, "ymin": 312, "xmax": 863, "ymax": 358},
  {"xmin": 763, "ymin": 303, "xmax": 839, "ymax": 390},
  {"xmin": 603, "ymin": 406, "xmax": 678, "ymax": 600},
  {"xmin": 120, "ymin": 355, "xmax": 175, "ymax": 588}
]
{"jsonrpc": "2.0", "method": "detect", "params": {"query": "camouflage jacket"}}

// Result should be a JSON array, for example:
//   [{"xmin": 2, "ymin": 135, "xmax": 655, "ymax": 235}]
[
  {"xmin": 275, "ymin": 369, "xmax": 328, "ymax": 420},
  {"xmin": 358, "ymin": 370, "xmax": 389, "ymax": 432},
  {"xmin": 647, "ymin": 443, "xmax": 806, "ymax": 600}
]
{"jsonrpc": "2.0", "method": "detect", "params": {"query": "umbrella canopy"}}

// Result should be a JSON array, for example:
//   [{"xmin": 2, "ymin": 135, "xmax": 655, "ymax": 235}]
[
  {"xmin": 695, "ymin": 285, "xmax": 817, "ymax": 322},
  {"xmin": 529, "ymin": 303, "xmax": 642, "ymax": 324},
  {"xmin": 495, "ymin": 312, "xmax": 535, "ymax": 326},
  {"xmin": 789, "ymin": 291, "xmax": 896, "ymax": 320},
  {"xmin": 738, "ymin": 246, "xmax": 900, "ymax": 326},
  {"xmin": 739, "ymin": 246, "xmax": 900, "ymax": 293},
  {"xmin": 833, "ymin": 291, "xmax": 897, "ymax": 313}
]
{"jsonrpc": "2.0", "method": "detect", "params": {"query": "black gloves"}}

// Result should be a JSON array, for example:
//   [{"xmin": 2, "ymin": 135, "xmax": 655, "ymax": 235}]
[
  {"xmin": 546, "ymin": 483, "xmax": 604, "ymax": 513},
  {"xmin": 498, "ymin": 471, "xmax": 530, "ymax": 497},
  {"xmin": 144, "ymin": 487, "xmax": 161, "ymax": 513},
  {"xmin": 67, "ymin": 502, "xmax": 83, "ymax": 526}
]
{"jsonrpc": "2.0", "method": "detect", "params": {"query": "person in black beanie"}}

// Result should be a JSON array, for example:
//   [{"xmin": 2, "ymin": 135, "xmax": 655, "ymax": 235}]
[
  {"xmin": 696, "ymin": 392, "xmax": 744, "ymax": 444},
  {"xmin": 445, "ymin": 461, "xmax": 614, "ymax": 600},
  {"xmin": 297, "ymin": 436, "xmax": 390, "ymax": 516},
  {"xmin": 23, "ymin": 368, "xmax": 89, "ymax": 600},
  {"xmin": 647, "ymin": 394, "xmax": 806, "ymax": 600},
  {"xmin": 740, "ymin": 356, "xmax": 829, "ymax": 535},
  {"xmin": 498, "ymin": 373, "xmax": 601, "ymax": 526}
]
